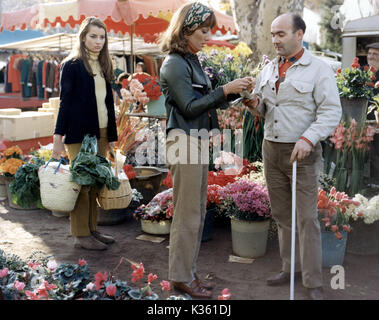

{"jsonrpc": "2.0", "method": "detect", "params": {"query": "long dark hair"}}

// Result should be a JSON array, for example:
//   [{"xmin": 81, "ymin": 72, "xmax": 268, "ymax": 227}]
[{"xmin": 63, "ymin": 17, "xmax": 113, "ymax": 82}]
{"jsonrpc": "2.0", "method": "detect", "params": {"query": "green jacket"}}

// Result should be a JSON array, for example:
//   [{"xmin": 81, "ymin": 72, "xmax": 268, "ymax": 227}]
[{"xmin": 160, "ymin": 52, "xmax": 230, "ymax": 135}]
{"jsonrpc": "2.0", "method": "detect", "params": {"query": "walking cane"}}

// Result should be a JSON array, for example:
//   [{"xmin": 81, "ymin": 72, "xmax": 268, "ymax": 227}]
[{"xmin": 290, "ymin": 160, "xmax": 297, "ymax": 300}]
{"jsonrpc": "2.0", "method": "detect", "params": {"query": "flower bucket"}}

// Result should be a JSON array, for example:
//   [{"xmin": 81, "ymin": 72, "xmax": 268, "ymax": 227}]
[
  {"xmin": 0, "ymin": 176, "xmax": 7, "ymax": 201},
  {"xmin": 230, "ymin": 218, "xmax": 270, "ymax": 258},
  {"xmin": 129, "ymin": 167, "xmax": 163, "ymax": 205},
  {"xmin": 321, "ymin": 230, "xmax": 347, "ymax": 268},
  {"xmin": 201, "ymin": 207, "xmax": 215, "ymax": 242},
  {"xmin": 340, "ymin": 97, "xmax": 368, "ymax": 123},
  {"xmin": 146, "ymin": 95, "xmax": 166, "ymax": 116},
  {"xmin": 346, "ymin": 219, "xmax": 379, "ymax": 255},
  {"xmin": 141, "ymin": 219, "xmax": 171, "ymax": 235}
]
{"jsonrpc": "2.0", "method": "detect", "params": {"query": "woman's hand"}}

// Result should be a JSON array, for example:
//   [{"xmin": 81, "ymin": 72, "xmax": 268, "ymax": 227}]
[
  {"xmin": 222, "ymin": 77, "xmax": 252, "ymax": 96},
  {"xmin": 52, "ymin": 134, "xmax": 65, "ymax": 159}
]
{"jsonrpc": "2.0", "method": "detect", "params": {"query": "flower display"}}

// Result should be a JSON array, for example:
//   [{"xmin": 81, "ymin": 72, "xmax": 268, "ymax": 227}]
[
  {"xmin": 134, "ymin": 188, "xmax": 173, "ymax": 222},
  {"xmin": 0, "ymin": 146, "xmax": 25, "ymax": 177},
  {"xmin": 122, "ymin": 164, "xmax": 137, "ymax": 180},
  {"xmin": 132, "ymin": 73, "xmax": 162, "ymax": 101},
  {"xmin": 218, "ymin": 179, "xmax": 271, "ymax": 222},
  {"xmin": 327, "ymin": 117, "xmax": 375, "ymax": 195},
  {"xmin": 317, "ymin": 187, "xmax": 360, "ymax": 239},
  {"xmin": 349, "ymin": 194, "xmax": 379, "ymax": 224},
  {"xmin": 336, "ymin": 57, "xmax": 376, "ymax": 99},
  {"xmin": 0, "ymin": 158, "xmax": 25, "ymax": 177}
]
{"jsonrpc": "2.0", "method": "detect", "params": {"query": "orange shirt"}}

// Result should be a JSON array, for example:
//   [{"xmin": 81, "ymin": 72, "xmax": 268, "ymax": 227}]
[{"xmin": 275, "ymin": 48, "xmax": 305, "ymax": 93}]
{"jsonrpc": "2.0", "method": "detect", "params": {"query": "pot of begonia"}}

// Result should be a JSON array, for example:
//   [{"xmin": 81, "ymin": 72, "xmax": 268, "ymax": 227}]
[
  {"xmin": 218, "ymin": 179, "xmax": 271, "ymax": 258},
  {"xmin": 133, "ymin": 188, "xmax": 173, "ymax": 235},
  {"xmin": 317, "ymin": 187, "xmax": 360, "ymax": 267}
]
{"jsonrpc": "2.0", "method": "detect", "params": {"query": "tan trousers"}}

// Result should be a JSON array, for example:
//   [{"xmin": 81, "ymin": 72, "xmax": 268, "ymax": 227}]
[
  {"xmin": 65, "ymin": 128, "xmax": 109, "ymax": 237},
  {"xmin": 166, "ymin": 129, "xmax": 208, "ymax": 283},
  {"xmin": 263, "ymin": 139, "xmax": 323, "ymax": 288}
]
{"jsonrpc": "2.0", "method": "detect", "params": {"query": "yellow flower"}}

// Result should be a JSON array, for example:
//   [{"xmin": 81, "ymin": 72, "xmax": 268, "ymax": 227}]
[
  {"xmin": 0, "ymin": 158, "xmax": 24, "ymax": 175},
  {"xmin": 3, "ymin": 146, "xmax": 23, "ymax": 158}
]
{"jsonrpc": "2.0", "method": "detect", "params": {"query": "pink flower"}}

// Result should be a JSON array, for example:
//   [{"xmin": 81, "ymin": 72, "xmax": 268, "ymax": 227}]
[
  {"xmin": 25, "ymin": 290, "xmax": 40, "ymax": 300},
  {"xmin": 85, "ymin": 282, "xmax": 95, "ymax": 291},
  {"xmin": 0, "ymin": 267, "xmax": 9, "ymax": 278},
  {"xmin": 218, "ymin": 288, "xmax": 231, "ymax": 300},
  {"xmin": 47, "ymin": 260, "xmax": 57, "ymax": 272},
  {"xmin": 148, "ymin": 273, "xmax": 158, "ymax": 284},
  {"xmin": 78, "ymin": 258, "xmax": 87, "ymax": 267},
  {"xmin": 160, "ymin": 280, "xmax": 171, "ymax": 292},
  {"xmin": 106, "ymin": 285, "xmax": 117, "ymax": 297},
  {"xmin": 13, "ymin": 280, "xmax": 25, "ymax": 291},
  {"xmin": 94, "ymin": 271, "xmax": 108, "ymax": 290},
  {"xmin": 28, "ymin": 261, "xmax": 40, "ymax": 269}
]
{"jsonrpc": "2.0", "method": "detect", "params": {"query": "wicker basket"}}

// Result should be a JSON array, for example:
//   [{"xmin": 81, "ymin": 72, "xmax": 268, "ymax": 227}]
[
  {"xmin": 38, "ymin": 160, "xmax": 81, "ymax": 212},
  {"xmin": 97, "ymin": 166, "xmax": 132, "ymax": 210}
]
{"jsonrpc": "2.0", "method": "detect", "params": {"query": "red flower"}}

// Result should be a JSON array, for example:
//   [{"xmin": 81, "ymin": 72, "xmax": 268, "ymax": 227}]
[
  {"xmin": 331, "ymin": 225, "xmax": 339, "ymax": 232},
  {"xmin": 337, "ymin": 68, "xmax": 341, "ymax": 74},
  {"xmin": 163, "ymin": 171, "xmax": 173, "ymax": 188},
  {"xmin": 364, "ymin": 65, "xmax": 369, "ymax": 71},
  {"xmin": 78, "ymin": 258, "xmax": 87, "ymax": 267},
  {"xmin": 123, "ymin": 164, "xmax": 137, "ymax": 180},
  {"xmin": 131, "ymin": 263, "xmax": 145, "ymax": 283},
  {"xmin": 342, "ymin": 225, "xmax": 351, "ymax": 232},
  {"xmin": 148, "ymin": 273, "xmax": 158, "ymax": 284},
  {"xmin": 94, "ymin": 271, "xmax": 108, "ymax": 290}
]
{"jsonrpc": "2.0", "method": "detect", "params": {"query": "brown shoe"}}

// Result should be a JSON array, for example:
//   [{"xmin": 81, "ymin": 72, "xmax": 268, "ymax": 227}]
[
  {"xmin": 307, "ymin": 287, "xmax": 324, "ymax": 300},
  {"xmin": 91, "ymin": 231, "xmax": 115, "ymax": 244},
  {"xmin": 267, "ymin": 271, "xmax": 301, "ymax": 286},
  {"xmin": 74, "ymin": 236, "xmax": 108, "ymax": 250},
  {"xmin": 194, "ymin": 273, "xmax": 214, "ymax": 290},
  {"xmin": 172, "ymin": 280, "xmax": 212, "ymax": 298}
]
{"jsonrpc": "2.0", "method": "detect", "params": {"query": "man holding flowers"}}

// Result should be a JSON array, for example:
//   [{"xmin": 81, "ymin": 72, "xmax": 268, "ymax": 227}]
[{"xmin": 244, "ymin": 13, "xmax": 341, "ymax": 300}]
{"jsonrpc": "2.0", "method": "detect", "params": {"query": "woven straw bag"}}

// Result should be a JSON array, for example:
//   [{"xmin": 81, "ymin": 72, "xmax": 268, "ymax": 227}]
[
  {"xmin": 97, "ymin": 165, "xmax": 132, "ymax": 210},
  {"xmin": 38, "ymin": 158, "xmax": 81, "ymax": 212}
]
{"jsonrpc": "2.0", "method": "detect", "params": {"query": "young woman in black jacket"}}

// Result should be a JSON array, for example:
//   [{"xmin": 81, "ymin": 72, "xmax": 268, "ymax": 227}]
[{"xmin": 52, "ymin": 17, "xmax": 117, "ymax": 250}]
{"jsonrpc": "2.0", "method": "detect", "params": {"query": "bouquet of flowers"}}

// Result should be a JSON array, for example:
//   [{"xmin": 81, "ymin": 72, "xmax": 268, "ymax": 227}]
[
  {"xmin": 121, "ymin": 79, "xmax": 150, "ymax": 113},
  {"xmin": 336, "ymin": 57, "xmax": 377, "ymax": 100},
  {"xmin": 327, "ymin": 117, "xmax": 375, "ymax": 196},
  {"xmin": 217, "ymin": 179, "xmax": 271, "ymax": 222},
  {"xmin": 317, "ymin": 187, "xmax": 360, "ymax": 239},
  {"xmin": 132, "ymin": 73, "xmax": 162, "ymax": 101},
  {"xmin": 133, "ymin": 188, "xmax": 173, "ymax": 222},
  {"xmin": 349, "ymin": 194, "xmax": 379, "ymax": 224}
]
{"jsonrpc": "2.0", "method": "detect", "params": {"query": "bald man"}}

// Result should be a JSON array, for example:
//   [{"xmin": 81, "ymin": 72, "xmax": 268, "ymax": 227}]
[{"xmin": 244, "ymin": 13, "xmax": 342, "ymax": 300}]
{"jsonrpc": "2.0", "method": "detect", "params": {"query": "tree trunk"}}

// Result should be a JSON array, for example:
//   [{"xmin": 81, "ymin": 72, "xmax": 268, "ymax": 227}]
[{"xmin": 230, "ymin": 0, "xmax": 305, "ymax": 64}]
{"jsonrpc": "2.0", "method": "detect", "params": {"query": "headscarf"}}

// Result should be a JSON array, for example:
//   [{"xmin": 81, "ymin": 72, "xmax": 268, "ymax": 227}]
[{"xmin": 183, "ymin": 2, "xmax": 213, "ymax": 34}]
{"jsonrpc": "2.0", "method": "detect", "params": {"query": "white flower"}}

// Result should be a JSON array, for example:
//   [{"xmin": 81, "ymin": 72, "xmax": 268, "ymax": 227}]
[
  {"xmin": 349, "ymin": 194, "xmax": 379, "ymax": 224},
  {"xmin": 85, "ymin": 282, "xmax": 95, "ymax": 291},
  {"xmin": 46, "ymin": 260, "xmax": 57, "ymax": 272}
]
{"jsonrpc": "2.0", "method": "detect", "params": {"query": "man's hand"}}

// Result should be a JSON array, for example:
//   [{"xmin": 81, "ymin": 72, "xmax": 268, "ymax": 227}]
[
  {"xmin": 290, "ymin": 139, "xmax": 312, "ymax": 163},
  {"xmin": 242, "ymin": 94, "xmax": 259, "ymax": 110}
]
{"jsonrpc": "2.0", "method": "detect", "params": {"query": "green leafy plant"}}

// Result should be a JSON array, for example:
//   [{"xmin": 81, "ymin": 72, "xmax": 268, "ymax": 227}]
[
  {"xmin": 336, "ymin": 57, "xmax": 376, "ymax": 100},
  {"xmin": 9, "ymin": 157, "xmax": 45, "ymax": 208},
  {"xmin": 70, "ymin": 135, "xmax": 120, "ymax": 190}
]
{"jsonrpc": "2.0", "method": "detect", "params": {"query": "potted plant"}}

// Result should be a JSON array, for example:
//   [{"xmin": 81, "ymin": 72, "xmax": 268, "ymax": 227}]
[
  {"xmin": 0, "ymin": 146, "xmax": 26, "ymax": 209},
  {"xmin": 345, "ymin": 193, "xmax": 379, "ymax": 255},
  {"xmin": 201, "ymin": 184, "xmax": 222, "ymax": 242},
  {"xmin": 336, "ymin": 58, "xmax": 377, "ymax": 122},
  {"xmin": 133, "ymin": 188, "xmax": 173, "ymax": 235},
  {"xmin": 317, "ymin": 187, "xmax": 360, "ymax": 267},
  {"xmin": 218, "ymin": 179, "xmax": 271, "ymax": 258}
]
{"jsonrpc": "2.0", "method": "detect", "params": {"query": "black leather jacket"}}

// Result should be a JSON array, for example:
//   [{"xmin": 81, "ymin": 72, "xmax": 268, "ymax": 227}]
[{"xmin": 160, "ymin": 52, "xmax": 230, "ymax": 135}]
